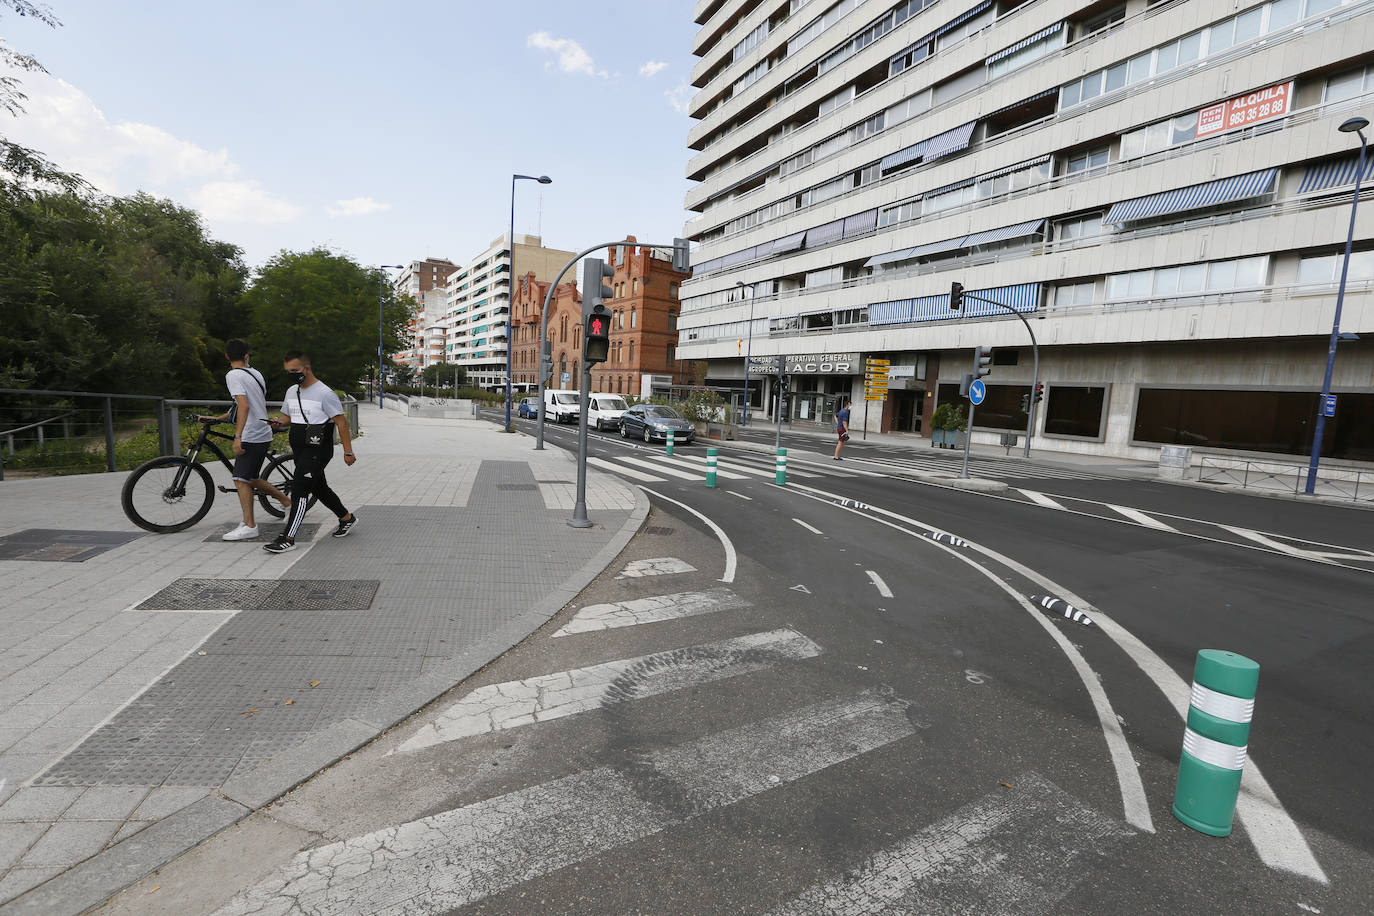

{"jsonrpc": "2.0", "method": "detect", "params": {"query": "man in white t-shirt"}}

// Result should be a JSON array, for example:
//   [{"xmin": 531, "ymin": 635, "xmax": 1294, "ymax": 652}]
[
  {"xmin": 263, "ymin": 349, "xmax": 358, "ymax": 554},
  {"xmin": 201, "ymin": 339, "xmax": 290, "ymax": 541}
]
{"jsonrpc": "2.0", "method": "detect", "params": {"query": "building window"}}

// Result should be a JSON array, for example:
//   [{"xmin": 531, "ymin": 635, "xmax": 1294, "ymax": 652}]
[
  {"xmin": 1134, "ymin": 388, "xmax": 1374, "ymax": 459},
  {"xmin": 935, "ymin": 383, "xmax": 1030, "ymax": 431},
  {"xmin": 1106, "ymin": 256, "xmax": 1268, "ymax": 300},
  {"xmin": 630, "ymin": 308, "xmax": 637, "ymax": 328},
  {"xmin": 1054, "ymin": 214, "xmax": 1104, "ymax": 242},
  {"xmin": 632, "ymin": 278, "xmax": 639, "ymax": 295},
  {"xmin": 667, "ymin": 344, "xmax": 676, "ymax": 362},
  {"xmin": 1063, "ymin": 146, "xmax": 1110, "ymax": 177},
  {"xmin": 629, "ymin": 341, "xmax": 635, "ymax": 363},
  {"xmin": 1297, "ymin": 249, "xmax": 1374, "ymax": 283},
  {"xmin": 1120, "ymin": 114, "xmax": 1198, "ymax": 160},
  {"xmin": 669, "ymin": 283, "xmax": 679, "ymax": 300},
  {"xmin": 1325, "ymin": 65, "xmax": 1373, "ymax": 102},
  {"xmin": 1044, "ymin": 387, "xmax": 1106, "ymax": 438},
  {"xmin": 668, "ymin": 309, "xmax": 678, "ymax": 331}
]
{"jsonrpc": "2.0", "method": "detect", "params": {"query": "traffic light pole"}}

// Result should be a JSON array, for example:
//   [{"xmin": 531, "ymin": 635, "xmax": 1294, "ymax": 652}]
[
  {"xmin": 569, "ymin": 360, "xmax": 594, "ymax": 528},
  {"xmin": 960, "ymin": 400, "xmax": 977, "ymax": 479},
  {"xmin": 535, "ymin": 238, "xmax": 689, "ymax": 451},
  {"xmin": 957, "ymin": 292, "xmax": 1039, "ymax": 460}
]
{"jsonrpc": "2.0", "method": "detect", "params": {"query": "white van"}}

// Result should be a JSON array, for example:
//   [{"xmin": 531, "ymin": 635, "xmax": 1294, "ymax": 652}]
[
  {"xmin": 544, "ymin": 389, "xmax": 581, "ymax": 423},
  {"xmin": 588, "ymin": 393, "xmax": 629, "ymax": 431}
]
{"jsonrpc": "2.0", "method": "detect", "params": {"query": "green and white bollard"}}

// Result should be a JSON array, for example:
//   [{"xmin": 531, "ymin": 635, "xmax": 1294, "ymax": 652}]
[
  {"xmin": 775, "ymin": 448, "xmax": 787, "ymax": 486},
  {"xmin": 706, "ymin": 447, "xmax": 718, "ymax": 488},
  {"xmin": 666, "ymin": 429, "xmax": 675, "ymax": 456},
  {"xmin": 1173, "ymin": 649, "xmax": 1259, "ymax": 837}
]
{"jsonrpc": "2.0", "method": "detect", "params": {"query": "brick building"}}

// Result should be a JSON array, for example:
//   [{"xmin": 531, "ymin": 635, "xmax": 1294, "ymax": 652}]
[
  {"xmin": 511, "ymin": 237, "xmax": 693, "ymax": 396},
  {"xmin": 393, "ymin": 258, "xmax": 459, "ymax": 369}
]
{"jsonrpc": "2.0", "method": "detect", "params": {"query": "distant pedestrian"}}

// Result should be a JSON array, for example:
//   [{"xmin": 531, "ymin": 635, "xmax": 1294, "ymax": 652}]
[
  {"xmin": 834, "ymin": 397, "xmax": 852, "ymax": 460},
  {"xmin": 202, "ymin": 339, "xmax": 290, "ymax": 541},
  {"xmin": 263, "ymin": 350, "xmax": 358, "ymax": 554}
]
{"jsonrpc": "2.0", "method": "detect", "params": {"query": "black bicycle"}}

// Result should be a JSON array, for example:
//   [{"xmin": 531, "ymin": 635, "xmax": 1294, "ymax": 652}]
[{"xmin": 121, "ymin": 417, "xmax": 314, "ymax": 533}]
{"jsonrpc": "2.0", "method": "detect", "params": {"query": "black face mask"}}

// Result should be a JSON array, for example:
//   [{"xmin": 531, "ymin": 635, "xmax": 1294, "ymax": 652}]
[{"xmin": 287, "ymin": 370, "xmax": 307, "ymax": 384}]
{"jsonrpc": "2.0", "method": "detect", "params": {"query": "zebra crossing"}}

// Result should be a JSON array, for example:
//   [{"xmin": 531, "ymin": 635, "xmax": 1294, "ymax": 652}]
[
  {"xmin": 854, "ymin": 450, "xmax": 1120, "ymax": 482},
  {"xmin": 216, "ymin": 552, "xmax": 1136, "ymax": 914}
]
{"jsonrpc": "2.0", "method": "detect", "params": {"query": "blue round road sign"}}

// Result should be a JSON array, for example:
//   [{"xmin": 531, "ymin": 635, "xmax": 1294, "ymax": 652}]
[{"xmin": 968, "ymin": 378, "xmax": 987, "ymax": 405}]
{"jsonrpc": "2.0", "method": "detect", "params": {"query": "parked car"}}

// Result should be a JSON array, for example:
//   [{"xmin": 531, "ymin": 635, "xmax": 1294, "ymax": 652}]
[
  {"xmin": 588, "ymin": 394, "xmax": 629, "ymax": 431},
  {"xmin": 620, "ymin": 405, "xmax": 695, "ymax": 443},
  {"xmin": 544, "ymin": 389, "xmax": 581, "ymax": 423},
  {"xmin": 517, "ymin": 396, "xmax": 540, "ymax": 420}
]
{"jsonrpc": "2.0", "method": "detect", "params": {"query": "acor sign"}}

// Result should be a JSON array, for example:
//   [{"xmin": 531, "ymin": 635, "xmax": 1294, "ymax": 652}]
[{"xmin": 786, "ymin": 352, "xmax": 858, "ymax": 374}]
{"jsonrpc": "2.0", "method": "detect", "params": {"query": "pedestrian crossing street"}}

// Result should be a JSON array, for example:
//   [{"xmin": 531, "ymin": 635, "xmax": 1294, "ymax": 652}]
[{"xmin": 216, "ymin": 554, "xmax": 1135, "ymax": 915}]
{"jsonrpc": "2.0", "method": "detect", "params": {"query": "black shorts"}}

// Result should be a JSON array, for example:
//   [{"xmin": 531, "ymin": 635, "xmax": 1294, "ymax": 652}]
[{"xmin": 231, "ymin": 440, "xmax": 271, "ymax": 482}]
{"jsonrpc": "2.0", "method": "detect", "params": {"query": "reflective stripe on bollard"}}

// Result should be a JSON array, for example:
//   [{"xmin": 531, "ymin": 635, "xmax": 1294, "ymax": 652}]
[
  {"xmin": 706, "ymin": 447, "xmax": 717, "ymax": 488},
  {"xmin": 1172, "ymin": 649, "xmax": 1259, "ymax": 837},
  {"xmin": 666, "ymin": 430, "xmax": 675, "ymax": 456},
  {"xmin": 775, "ymin": 448, "xmax": 787, "ymax": 486}
]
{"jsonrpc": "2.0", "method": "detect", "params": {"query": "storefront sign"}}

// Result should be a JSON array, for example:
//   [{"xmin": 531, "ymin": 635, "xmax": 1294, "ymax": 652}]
[
  {"xmin": 1196, "ymin": 81, "xmax": 1293, "ymax": 140},
  {"xmin": 785, "ymin": 352, "xmax": 858, "ymax": 374},
  {"xmin": 888, "ymin": 364, "xmax": 917, "ymax": 378}
]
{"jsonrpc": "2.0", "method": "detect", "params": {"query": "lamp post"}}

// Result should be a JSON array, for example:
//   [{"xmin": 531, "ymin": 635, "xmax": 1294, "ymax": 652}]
[
  {"xmin": 507, "ymin": 174, "xmax": 552, "ymax": 432},
  {"xmin": 1305, "ymin": 116, "xmax": 1369, "ymax": 495},
  {"xmin": 378, "ymin": 264, "xmax": 404, "ymax": 408},
  {"xmin": 735, "ymin": 280, "xmax": 757, "ymax": 426}
]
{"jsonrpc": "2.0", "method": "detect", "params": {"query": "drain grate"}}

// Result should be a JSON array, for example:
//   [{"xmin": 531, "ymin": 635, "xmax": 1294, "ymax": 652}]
[
  {"xmin": 137, "ymin": 578, "xmax": 380, "ymax": 611},
  {"xmin": 0, "ymin": 529, "xmax": 144, "ymax": 562},
  {"xmin": 644, "ymin": 526, "xmax": 676, "ymax": 536},
  {"xmin": 496, "ymin": 483, "xmax": 538, "ymax": 491}
]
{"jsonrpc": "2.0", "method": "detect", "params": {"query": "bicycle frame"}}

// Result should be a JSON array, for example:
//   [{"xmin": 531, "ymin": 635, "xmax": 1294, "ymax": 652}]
[{"xmin": 168, "ymin": 421, "xmax": 276, "ymax": 496}]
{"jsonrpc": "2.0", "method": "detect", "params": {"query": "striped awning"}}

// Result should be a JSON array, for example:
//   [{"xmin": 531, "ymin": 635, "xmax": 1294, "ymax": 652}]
[
  {"xmin": 804, "ymin": 219, "xmax": 845, "ymax": 247},
  {"xmin": 868, "ymin": 293, "xmax": 953, "ymax": 326},
  {"xmin": 963, "ymin": 218, "xmax": 1045, "ymax": 247},
  {"xmin": 986, "ymin": 87, "xmax": 1058, "ymax": 119},
  {"xmin": 958, "ymin": 282, "xmax": 1042, "ymax": 317},
  {"xmin": 1103, "ymin": 168, "xmax": 1278, "ymax": 224},
  {"xmin": 864, "ymin": 247, "xmax": 919, "ymax": 268},
  {"xmin": 1297, "ymin": 153, "xmax": 1374, "ymax": 195},
  {"xmin": 981, "ymin": 155, "xmax": 1051, "ymax": 181},
  {"xmin": 880, "ymin": 140, "xmax": 927, "ymax": 172},
  {"xmin": 985, "ymin": 21, "xmax": 1065, "ymax": 65},
  {"xmin": 905, "ymin": 235, "xmax": 968, "ymax": 258},
  {"xmin": 769, "ymin": 230, "xmax": 807, "ymax": 254},
  {"xmin": 843, "ymin": 209, "xmax": 878, "ymax": 238},
  {"xmin": 935, "ymin": 0, "xmax": 993, "ymax": 36},
  {"xmin": 924, "ymin": 121, "xmax": 978, "ymax": 162}
]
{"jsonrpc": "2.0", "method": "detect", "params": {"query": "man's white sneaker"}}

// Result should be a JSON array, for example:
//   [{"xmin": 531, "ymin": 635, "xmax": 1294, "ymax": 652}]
[{"xmin": 222, "ymin": 524, "xmax": 259, "ymax": 541}]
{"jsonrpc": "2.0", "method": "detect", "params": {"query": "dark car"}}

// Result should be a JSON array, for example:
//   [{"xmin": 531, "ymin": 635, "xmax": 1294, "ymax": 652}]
[
  {"xmin": 620, "ymin": 405, "xmax": 695, "ymax": 444},
  {"xmin": 517, "ymin": 396, "xmax": 540, "ymax": 420}
]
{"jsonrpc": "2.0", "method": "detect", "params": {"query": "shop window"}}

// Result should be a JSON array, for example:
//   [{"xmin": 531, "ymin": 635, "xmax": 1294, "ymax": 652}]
[
  {"xmin": 1133, "ymin": 388, "xmax": 1374, "ymax": 459},
  {"xmin": 1044, "ymin": 386, "xmax": 1106, "ymax": 437}
]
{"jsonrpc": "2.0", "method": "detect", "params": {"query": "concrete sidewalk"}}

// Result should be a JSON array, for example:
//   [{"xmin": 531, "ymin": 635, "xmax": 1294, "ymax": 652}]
[{"xmin": 0, "ymin": 404, "xmax": 645, "ymax": 914}]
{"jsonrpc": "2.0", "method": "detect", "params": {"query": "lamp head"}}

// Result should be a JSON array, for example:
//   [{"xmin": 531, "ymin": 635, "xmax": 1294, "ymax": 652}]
[
  {"xmin": 537, "ymin": 175, "xmax": 552, "ymax": 184},
  {"xmin": 1339, "ymin": 116, "xmax": 1369, "ymax": 134},
  {"xmin": 735, "ymin": 281, "xmax": 746, "ymax": 289}
]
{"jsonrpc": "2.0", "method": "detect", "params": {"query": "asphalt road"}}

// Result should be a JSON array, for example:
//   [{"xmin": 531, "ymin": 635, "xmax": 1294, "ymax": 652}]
[{"xmin": 96, "ymin": 414, "xmax": 1373, "ymax": 914}]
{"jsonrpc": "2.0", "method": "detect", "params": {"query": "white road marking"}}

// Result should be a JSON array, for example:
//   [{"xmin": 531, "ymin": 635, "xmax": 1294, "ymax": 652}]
[
  {"xmin": 728, "ymin": 491, "xmax": 753, "ymax": 500},
  {"xmin": 790, "ymin": 584, "xmax": 811, "ymax": 594},
  {"xmin": 588, "ymin": 456, "xmax": 663, "ymax": 482},
  {"xmin": 218, "ymin": 692, "xmax": 916, "ymax": 916},
  {"xmin": 657, "ymin": 453, "xmax": 748, "ymax": 479},
  {"xmin": 788, "ymin": 481, "xmax": 1155, "ymax": 835},
  {"xmin": 641, "ymin": 489, "xmax": 737, "ymax": 583},
  {"xmin": 865, "ymin": 570, "xmax": 893, "ymax": 598},
  {"xmin": 1107, "ymin": 504, "xmax": 1178, "ymax": 532},
  {"xmin": 612, "ymin": 454, "xmax": 700, "ymax": 480},
  {"xmin": 616, "ymin": 557, "xmax": 697, "ymax": 579},
  {"xmin": 792, "ymin": 518, "xmax": 822, "ymax": 535},
  {"xmin": 767, "ymin": 772, "xmax": 1134, "ymax": 915},
  {"xmin": 1017, "ymin": 488, "xmax": 1066, "ymax": 510},
  {"xmin": 1217, "ymin": 525, "xmax": 1327, "ymax": 560},
  {"xmin": 553, "ymin": 587, "xmax": 748, "ymax": 636},
  {"xmin": 394, "ymin": 629, "xmax": 820, "ymax": 753}
]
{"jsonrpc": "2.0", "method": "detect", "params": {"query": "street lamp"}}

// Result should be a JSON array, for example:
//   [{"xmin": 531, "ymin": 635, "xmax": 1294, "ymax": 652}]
[
  {"xmin": 378, "ymin": 264, "xmax": 405, "ymax": 408},
  {"xmin": 508, "ymin": 174, "xmax": 552, "ymax": 432},
  {"xmin": 1305, "ymin": 116, "xmax": 1369, "ymax": 495},
  {"xmin": 735, "ymin": 280, "xmax": 757, "ymax": 426}
]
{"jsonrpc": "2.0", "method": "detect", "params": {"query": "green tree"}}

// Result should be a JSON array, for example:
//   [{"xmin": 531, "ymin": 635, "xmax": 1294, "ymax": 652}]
[{"xmin": 243, "ymin": 248, "xmax": 410, "ymax": 393}]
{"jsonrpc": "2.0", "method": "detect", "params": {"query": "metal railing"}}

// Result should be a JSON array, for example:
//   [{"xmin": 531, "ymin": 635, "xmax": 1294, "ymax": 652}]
[{"xmin": 1197, "ymin": 455, "xmax": 1371, "ymax": 502}]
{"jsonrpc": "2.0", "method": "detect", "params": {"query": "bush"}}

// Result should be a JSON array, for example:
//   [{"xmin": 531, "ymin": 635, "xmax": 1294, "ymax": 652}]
[{"xmin": 930, "ymin": 403, "xmax": 967, "ymax": 432}]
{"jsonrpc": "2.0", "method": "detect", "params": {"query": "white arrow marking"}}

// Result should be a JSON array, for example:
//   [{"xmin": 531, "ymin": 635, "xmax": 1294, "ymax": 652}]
[{"xmin": 790, "ymin": 584, "xmax": 811, "ymax": 594}]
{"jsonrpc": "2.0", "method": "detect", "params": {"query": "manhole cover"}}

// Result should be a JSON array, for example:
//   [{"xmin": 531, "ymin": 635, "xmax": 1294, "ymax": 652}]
[
  {"xmin": 0, "ymin": 529, "xmax": 143, "ymax": 562},
  {"xmin": 263, "ymin": 580, "xmax": 381, "ymax": 610},
  {"xmin": 496, "ymin": 483, "xmax": 538, "ymax": 491},
  {"xmin": 645, "ymin": 526, "xmax": 676, "ymax": 536},
  {"xmin": 137, "ymin": 578, "xmax": 276, "ymax": 610}
]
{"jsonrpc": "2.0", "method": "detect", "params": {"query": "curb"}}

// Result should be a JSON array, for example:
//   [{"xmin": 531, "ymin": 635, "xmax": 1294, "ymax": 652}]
[
  {"xmin": 1156, "ymin": 474, "xmax": 1374, "ymax": 511},
  {"xmin": 4, "ymin": 482, "xmax": 650, "ymax": 916}
]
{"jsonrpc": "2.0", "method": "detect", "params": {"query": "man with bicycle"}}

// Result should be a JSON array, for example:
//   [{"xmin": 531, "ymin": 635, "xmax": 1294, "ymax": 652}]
[
  {"xmin": 201, "ymin": 339, "xmax": 290, "ymax": 541},
  {"xmin": 263, "ymin": 350, "xmax": 358, "ymax": 554}
]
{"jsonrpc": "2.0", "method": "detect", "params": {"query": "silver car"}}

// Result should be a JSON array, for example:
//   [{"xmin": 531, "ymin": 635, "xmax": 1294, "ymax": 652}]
[{"xmin": 620, "ymin": 405, "xmax": 695, "ymax": 443}]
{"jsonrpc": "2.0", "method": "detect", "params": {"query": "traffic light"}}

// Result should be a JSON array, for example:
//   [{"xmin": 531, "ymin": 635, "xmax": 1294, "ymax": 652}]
[
  {"xmin": 959, "ymin": 373, "xmax": 973, "ymax": 398},
  {"xmin": 581, "ymin": 256, "xmax": 614, "ymax": 365},
  {"xmin": 1020, "ymin": 393, "xmax": 1030, "ymax": 414},
  {"xmin": 582, "ymin": 256, "xmax": 614, "ymax": 312},
  {"xmin": 972, "ymin": 345, "xmax": 993, "ymax": 379},
  {"xmin": 774, "ymin": 355, "xmax": 786, "ymax": 375},
  {"xmin": 1033, "ymin": 382, "xmax": 1045, "ymax": 404},
  {"xmin": 672, "ymin": 237, "xmax": 691, "ymax": 273},
  {"xmin": 949, "ymin": 282, "xmax": 964, "ymax": 311},
  {"xmin": 584, "ymin": 306, "xmax": 610, "ymax": 363}
]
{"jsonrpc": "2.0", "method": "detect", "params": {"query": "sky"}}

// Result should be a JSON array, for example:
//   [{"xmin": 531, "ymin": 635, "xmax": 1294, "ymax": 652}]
[{"xmin": 2, "ymin": 0, "xmax": 700, "ymax": 272}]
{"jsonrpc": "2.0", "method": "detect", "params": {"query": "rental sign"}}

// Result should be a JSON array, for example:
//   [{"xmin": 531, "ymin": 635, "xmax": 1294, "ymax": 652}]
[{"xmin": 1195, "ymin": 81, "xmax": 1293, "ymax": 140}]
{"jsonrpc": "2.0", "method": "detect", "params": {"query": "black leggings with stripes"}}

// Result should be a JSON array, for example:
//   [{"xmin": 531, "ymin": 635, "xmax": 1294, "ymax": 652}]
[{"xmin": 284, "ymin": 444, "xmax": 348, "ymax": 538}]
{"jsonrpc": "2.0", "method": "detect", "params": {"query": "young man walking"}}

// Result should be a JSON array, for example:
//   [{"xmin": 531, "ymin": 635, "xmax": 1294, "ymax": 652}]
[
  {"xmin": 834, "ymin": 397, "xmax": 852, "ymax": 460},
  {"xmin": 263, "ymin": 350, "xmax": 358, "ymax": 554},
  {"xmin": 204, "ymin": 339, "xmax": 290, "ymax": 540}
]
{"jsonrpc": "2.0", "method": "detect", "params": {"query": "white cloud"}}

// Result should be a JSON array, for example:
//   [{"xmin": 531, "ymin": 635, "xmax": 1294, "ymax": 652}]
[
  {"xmin": 189, "ymin": 180, "xmax": 303, "ymax": 224},
  {"xmin": 326, "ymin": 196, "xmax": 391, "ymax": 218},
  {"xmin": 526, "ymin": 32, "xmax": 608, "ymax": 79},
  {"xmin": 665, "ymin": 81, "xmax": 694, "ymax": 115},
  {"xmin": 638, "ymin": 60, "xmax": 668, "ymax": 78}
]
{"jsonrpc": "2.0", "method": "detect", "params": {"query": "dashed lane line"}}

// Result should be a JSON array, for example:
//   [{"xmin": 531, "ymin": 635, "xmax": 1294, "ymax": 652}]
[
  {"xmin": 728, "ymin": 491, "xmax": 753, "ymax": 500},
  {"xmin": 1106, "ymin": 504, "xmax": 1178, "ymax": 532},
  {"xmin": 865, "ymin": 570, "xmax": 894, "ymax": 598},
  {"xmin": 217, "ymin": 691, "xmax": 917, "ymax": 916},
  {"xmin": 792, "ymin": 518, "xmax": 822, "ymax": 535},
  {"xmin": 392, "ymin": 628, "xmax": 820, "ymax": 753},
  {"xmin": 1016, "ymin": 488, "xmax": 1067, "ymax": 510},
  {"xmin": 553, "ymin": 587, "xmax": 749, "ymax": 636}
]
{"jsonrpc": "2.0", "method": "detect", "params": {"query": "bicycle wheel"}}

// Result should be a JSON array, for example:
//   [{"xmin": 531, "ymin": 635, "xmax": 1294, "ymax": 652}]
[
  {"xmin": 257, "ymin": 453, "xmax": 318, "ymax": 518},
  {"xmin": 122, "ymin": 456, "xmax": 215, "ymax": 533}
]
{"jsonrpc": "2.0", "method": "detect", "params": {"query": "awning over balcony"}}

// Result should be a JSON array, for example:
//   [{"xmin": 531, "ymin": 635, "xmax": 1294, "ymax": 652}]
[{"xmin": 1104, "ymin": 168, "xmax": 1278, "ymax": 223}]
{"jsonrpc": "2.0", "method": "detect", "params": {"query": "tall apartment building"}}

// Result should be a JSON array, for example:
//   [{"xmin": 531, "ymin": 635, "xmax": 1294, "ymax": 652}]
[
  {"xmin": 394, "ymin": 258, "xmax": 459, "ymax": 369},
  {"xmin": 678, "ymin": 0, "xmax": 1374, "ymax": 463},
  {"xmin": 509, "ymin": 238, "xmax": 694, "ymax": 397},
  {"xmin": 442, "ymin": 234, "xmax": 575, "ymax": 391}
]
